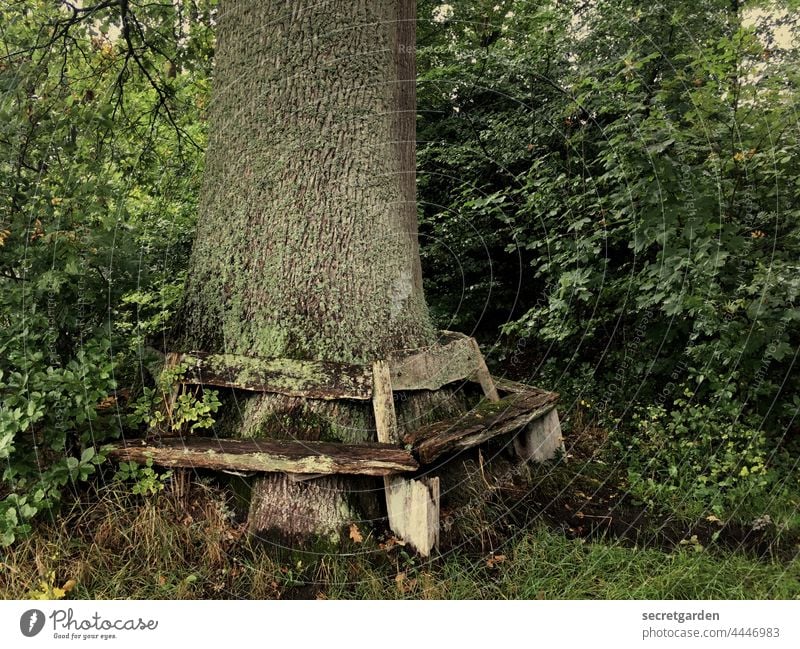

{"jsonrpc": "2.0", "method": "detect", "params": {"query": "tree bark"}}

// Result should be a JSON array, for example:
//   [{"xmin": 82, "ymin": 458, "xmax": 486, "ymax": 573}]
[
  {"xmin": 177, "ymin": 0, "xmax": 429, "ymax": 360},
  {"xmin": 174, "ymin": 0, "xmax": 461, "ymax": 539}
]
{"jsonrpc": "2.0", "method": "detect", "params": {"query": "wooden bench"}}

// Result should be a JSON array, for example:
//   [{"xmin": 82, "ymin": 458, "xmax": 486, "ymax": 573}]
[{"xmin": 108, "ymin": 332, "xmax": 562, "ymax": 556}]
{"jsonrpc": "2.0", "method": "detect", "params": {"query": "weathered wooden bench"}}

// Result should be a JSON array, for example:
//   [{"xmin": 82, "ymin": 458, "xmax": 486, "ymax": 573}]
[{"xmin": 106, "ymin": 332, "xmax": 563, "ymax": 556}]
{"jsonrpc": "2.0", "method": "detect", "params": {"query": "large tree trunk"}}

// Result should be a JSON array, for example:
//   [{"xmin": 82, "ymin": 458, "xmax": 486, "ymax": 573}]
[
  {"xmin": 174, "ymin": 0, "xmax": 460, "ymax": 539},
  {"xmin": 179, "ymin": 0, "xmax": 429, "ymax": 360}
]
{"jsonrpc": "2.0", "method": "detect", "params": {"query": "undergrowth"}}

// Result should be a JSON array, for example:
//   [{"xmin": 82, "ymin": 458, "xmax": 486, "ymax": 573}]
[{"xmin": 1, "ymin": 462, "xmax": 796, "ymax": 600}]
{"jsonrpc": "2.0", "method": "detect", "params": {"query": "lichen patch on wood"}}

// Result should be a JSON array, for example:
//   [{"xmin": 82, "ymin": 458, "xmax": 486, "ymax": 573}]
[
  {"xmin": 107, "ymin": 437, "xmax": 418, "ymax": 476},
  {"xmin": 176, "ymin": 351, "xmax": 374, "ymax": 400}
]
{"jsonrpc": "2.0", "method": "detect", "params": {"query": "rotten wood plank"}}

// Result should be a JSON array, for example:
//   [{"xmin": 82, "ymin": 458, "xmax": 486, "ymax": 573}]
[
  {"xmin": 388, "ymin": 330, "xmax": 482, "ymax": 391},
  {"xmin": 107, "ymin": 437, "xmax": 418, "ymax": 477},
  {"xmin": 174, "ymin": 352, "xmax": 374, "ymax": 400},
  {"xmin": 372, "ymin": 360, "xmax": 400, "ymax": 444},
  {"xmin": 384, "ymin": 476, "xmax": 440, "ymax": 557},
  {"xmin": 405, "ymin": 390, "xmax": 559, "ymax": 465},
  {"xmin": 161, "ymin": 330, "xmax": 500, "ymax": 401}
]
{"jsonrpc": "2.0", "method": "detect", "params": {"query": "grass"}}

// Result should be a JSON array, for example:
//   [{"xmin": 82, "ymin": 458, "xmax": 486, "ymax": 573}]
[
  {"xmin": 1, "ymin": 473, "xmax": 797, "ymax": 600},
  {"xmin": 324, "ymin": 529, "xmax": 799, "ymax": 599}
]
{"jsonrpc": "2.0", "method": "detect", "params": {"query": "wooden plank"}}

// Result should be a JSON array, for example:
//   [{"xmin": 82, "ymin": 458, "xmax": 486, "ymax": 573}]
[
  {"xmin": 175, "ymin": 352, "xmax": 373, "ymax": 400},
  {"xmin": 107, "ymin": 437, "xmax": 418, "ymax": 477},
  {"xmin": 164, "ymin": 331, "xmax": 503, "ymax": 401},
  {"xmin": 405, "ymin": 390, "xmax": 559, "ymax": 465},
  {"xmin": 469, "ymin": 338, "xmax": 500, "ymax": 401},
  {"xmin": 372, "ymin": 361, "xmax": 400, "ymax": 444},
  {"xmin": 388, "ymin": 331, "xmax": 481, "ymax": 391},
  {"xmin": 373, "ymin": 361, "xmax": 438, "ymax": 555},
  {"xmin": 385, "ymin": 476, "xmax": 440, "ymax": 557},
  {"xmin": 513, "ymin": 408, "xmax": 565, "ymax": 463}
]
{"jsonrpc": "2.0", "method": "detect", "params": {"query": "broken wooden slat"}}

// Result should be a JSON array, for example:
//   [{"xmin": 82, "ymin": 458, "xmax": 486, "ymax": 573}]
[
  {"xmin": 389, "ymin": 331, "xmax": 482, "ymax": 391},
  {"xmin": 405, "ymin": 390, "xmax": 559, "ymax": 465},
  {"xmin": 372, "ymin": 360, "xmax": 400, "ymax": 444},
  {"xmin": 175, "ymin": 352, "xmax": 374, "ymax": 400},
  {"xmin": 372, "ymin": 360, "xmax": 439, "ymax": 555},
  {"xmin": 384, "ymin": 476, "xmax": 440, "ymax": 557},
  {"xmin": 468, "ymin": 338, "xmax": 500, "ymax": 402},
  {"xmin": 513, "ymin": 408, "xmax": 565, "ymax": 463},
  {"xmin": 107, "ymin": 437, "xmax": 418, "ymax": 477}
]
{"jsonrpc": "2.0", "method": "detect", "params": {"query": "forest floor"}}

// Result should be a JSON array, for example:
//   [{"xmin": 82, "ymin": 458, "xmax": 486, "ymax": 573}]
[{"xmin": 1, "ymin": 418, "xmax": 798, "ymax": 600}]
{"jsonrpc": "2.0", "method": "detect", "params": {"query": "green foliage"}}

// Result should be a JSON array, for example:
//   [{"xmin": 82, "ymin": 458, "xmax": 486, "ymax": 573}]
[
  {"xmin": 129, "ymin": 358, "xmax": 222, "ymax": 433},
  {"xmin": 0, "ymin": 315, "xmax": 112, "ymax": 545},
  {"xmin": 114, "ymin": 458, "xmax": 172, "ymax": 497},
  {"xmin": 417, "ymin": 0, "xmax": 799, "ymax": 514},
  {"xmin": 0, "ymin": 1, "xmax": 213, "ymax": 545},
  {"xmin": 134, "ymin": 385, "xmax": 221, "ymax": 433},
  {"xmin": 612, "ymin": 394, "xmax": 792, "ymax": 514},
  {"xmin": 171, "ymin": 390, "xmax": 221, "ymax": 432}
]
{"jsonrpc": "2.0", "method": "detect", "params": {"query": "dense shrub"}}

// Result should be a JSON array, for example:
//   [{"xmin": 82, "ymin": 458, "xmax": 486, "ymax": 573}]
[
  {"xmin": 414, "ymin": 0, "xmax": 798, "ymax": 516},
  {"xmin": 0, "ymin": 1, "xmax": 212, "ymax": 545}
]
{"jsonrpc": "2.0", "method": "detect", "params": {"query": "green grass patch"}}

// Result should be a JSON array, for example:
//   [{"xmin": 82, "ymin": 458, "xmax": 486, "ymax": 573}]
[{"xmin": 1, "ymin": 479, "xmax": 796, "ymax": 600}]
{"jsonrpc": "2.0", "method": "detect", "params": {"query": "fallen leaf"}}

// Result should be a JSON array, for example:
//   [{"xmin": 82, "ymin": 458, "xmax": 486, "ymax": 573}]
[
  {"xmin": 97, "ymin": 395, "xmax": 117, "ymax": 410},
  {"xmin": 349, "ymin": 523, "xmax": 363, "ymax": 544},
  {"xmin": 486, "ymin": 554, "xmax": 506, "ymax": 568},
  {"xmin": 395, "ymin": 572, "xmax": 416, "ymax": 594},
  {"xmin": 379, "ymin": 535, "xmax": 405, "ymax": 551}
]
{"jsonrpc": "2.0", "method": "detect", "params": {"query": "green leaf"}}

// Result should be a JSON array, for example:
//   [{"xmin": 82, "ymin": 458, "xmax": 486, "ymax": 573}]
[{"xmin": 80, "ymin": 447, "xmax": 96, "ymax": 464}]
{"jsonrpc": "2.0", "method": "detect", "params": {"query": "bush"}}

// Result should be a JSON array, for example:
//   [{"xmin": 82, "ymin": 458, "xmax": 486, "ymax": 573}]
[
  {"xmin": 0, "ymin": 1, "xmax": 211, "ymax": 545},
  {"xmin": 0, "ymin": 312, "xmax": 114, "ymax": 545},
  {"xmin": 613, "ymin": 394, "xmax": 792, "ymax": 516}
]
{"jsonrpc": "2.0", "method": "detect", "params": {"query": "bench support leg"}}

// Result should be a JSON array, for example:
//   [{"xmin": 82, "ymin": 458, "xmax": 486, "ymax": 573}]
[{"xmin": 513, "ymin": 408, "xmax": 564, "ymax": 463}]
